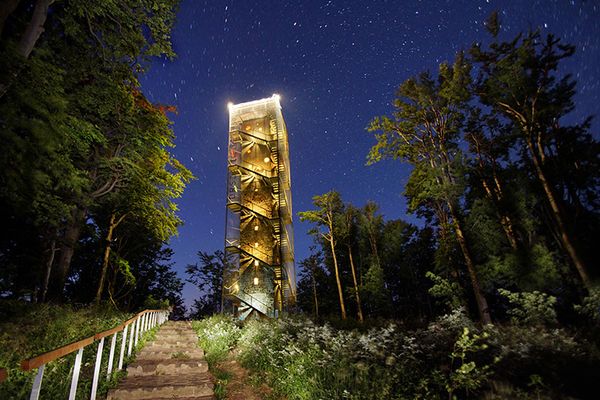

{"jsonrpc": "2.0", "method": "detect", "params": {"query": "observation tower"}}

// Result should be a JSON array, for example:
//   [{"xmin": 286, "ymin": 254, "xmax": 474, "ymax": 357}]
[{"xmin": 224, "ymin": 94, "xmax": 296, "ymax": 319}]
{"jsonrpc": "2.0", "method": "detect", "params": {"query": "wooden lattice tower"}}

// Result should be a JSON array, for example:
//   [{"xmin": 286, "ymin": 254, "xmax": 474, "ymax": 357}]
[{"xmin": 224, "ymin": 95, "xmax": 295, "ymax": 319}]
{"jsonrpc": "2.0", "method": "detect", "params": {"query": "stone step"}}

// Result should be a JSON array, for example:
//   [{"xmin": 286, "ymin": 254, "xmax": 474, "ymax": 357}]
[
  {"xmin": 107, "ymin": 375, "xmax": 214, "ymax": 400},
  {"xmin": 152, "ymin": 336, "xmax": 198, "ymax": 343},
  {"xmin": 135, "ymin": 349, "xmax": 205, "ymax": 361},
  {"xmin": 147, "ymin": 341, "xmax": 197, "ymax": 347},
  {"xmin": 143, "ymin": 343, "xmax": 202, "ymax": 352},
  {"xmin": 127, "ymin": 359, "xmax": 209, "ymax": 376},
  {"xmin": 155, "ymin": 332, "xmax": 198, "ymax": 340},
  {"xmin": 108, "ymin": 321, "xmax": 212, "ymax": 400},
  {"xmin": 152, "ymin": 339, "xmax": 198, "ymax": 346}
]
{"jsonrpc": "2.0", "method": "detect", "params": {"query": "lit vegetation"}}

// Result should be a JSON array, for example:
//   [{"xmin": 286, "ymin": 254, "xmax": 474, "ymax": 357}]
[
  {"xmin": 0, "ymin": 301, "xmax": 163, "ymax": 399},
  {"xmin": 193, "ymin": 313, "xmax": 600, "ymax": 399}
]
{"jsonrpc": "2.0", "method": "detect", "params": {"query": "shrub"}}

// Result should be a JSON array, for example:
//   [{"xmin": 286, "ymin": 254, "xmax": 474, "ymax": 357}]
[
  {"xmin": 574, "ymin": 287, "xmax": 600, "ymax": 324},
  {"xmin": 0, "ymin": 300, "xmax": 136, "ymax": 400},
  {"xmin": 497, "ymin": 289, "xmax": 557, "ymax": 326},
  {"xmin": 192, "ymin": 314, "xmax": 240, "ymax": 365},
  {"xmin": 426, "ymin": 272, "xmax": 463, "ymax": 311}
]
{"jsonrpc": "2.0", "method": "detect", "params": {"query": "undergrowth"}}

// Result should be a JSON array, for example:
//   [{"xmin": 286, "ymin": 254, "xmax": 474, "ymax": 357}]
[
  {"xmin": 193, "ymin": 310, "xmax": 600, "ymax": 400},
  {"xmin": 0, "ymin": 300, "xmax": 160, "ymax": 399},
  {"xmin": 192, "ymin": 315, "xmax": 241, "ymax": 400}
]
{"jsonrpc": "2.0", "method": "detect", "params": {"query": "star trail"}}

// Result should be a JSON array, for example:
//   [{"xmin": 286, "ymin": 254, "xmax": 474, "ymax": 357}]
[{"xmin": 139, "ymin": 0, "xmax": 600, "ymax": 305}]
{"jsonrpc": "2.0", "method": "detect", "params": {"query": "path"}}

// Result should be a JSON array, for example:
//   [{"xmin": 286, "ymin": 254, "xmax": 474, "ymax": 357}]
[{"xmin": 107, "ymin": 321, "xmax": 214, "ymax": 400}]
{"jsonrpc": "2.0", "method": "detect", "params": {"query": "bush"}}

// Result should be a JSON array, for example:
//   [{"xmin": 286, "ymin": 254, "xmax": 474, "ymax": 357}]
[
  {"xmin": 192, "ymin": 314, "xmax": 240, "ymax": 365},
  {"xmin": 0, "ymin": 300, "xmax": 135, "ymax": 400},
  {"xmin": 574, "ymin": 287, "xmax": 600, "ymax": 324},
  {"xmin": 497, "ymin": 289, "xmax": 557, "ymax": 326},
  {"xmin": 191, "ymin": 311, "xmax": 600, "ymax": 400}
]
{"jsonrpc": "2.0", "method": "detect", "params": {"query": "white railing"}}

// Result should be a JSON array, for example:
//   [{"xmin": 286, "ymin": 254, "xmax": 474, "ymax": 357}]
[{"xmin": 18, "ymin": 309, "xmax": 169, "ymax": 400}]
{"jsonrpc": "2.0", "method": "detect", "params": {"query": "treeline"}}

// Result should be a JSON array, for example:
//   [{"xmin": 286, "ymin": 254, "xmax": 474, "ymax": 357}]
[
  {"xmin": 0, "ymin": 0, "xmax": 190, "ymax": 312},
  {"xmin": 298, "ymin": 14, "xmax": 600, "ymax": 325}
]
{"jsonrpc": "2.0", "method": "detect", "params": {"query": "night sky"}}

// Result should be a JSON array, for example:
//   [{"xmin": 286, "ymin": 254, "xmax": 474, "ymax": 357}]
[{"xmin": 140, "ymin": 0, "xmax": 600, "ymax": 306}]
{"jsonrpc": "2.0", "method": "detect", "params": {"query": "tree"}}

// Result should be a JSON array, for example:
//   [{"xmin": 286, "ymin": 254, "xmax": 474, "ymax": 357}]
[
  {"xmin": 471, "ymin": 14, "xmax": 597, "ymax": 289},
  {"xmin": 296, "ymin": 250, "xmax": 326, "ymax": 319},
  {"xmin": 93, "ymin": 93, "xmax": 193, "ymax": 303},
  {"xmin": 187, "ymin": 250, "xmax": 232, "ymax": 317},
  {"xmin": 0, "ymin": 1, "xmax": 189, "ymax": 304},
  {"xmin": 0, "ymin": 0, "xmax": 179, "ymax": 98},
  {"xmin": 299, "ymin": 191, "xmax": 348, "ymax": 320},
  {"xmin": 338, "ymin": 205, "xmax": 364, "ymax": 322},
  {"xmin": 368, "ymin": 53, "xmax": 492, "ymax": 324}
]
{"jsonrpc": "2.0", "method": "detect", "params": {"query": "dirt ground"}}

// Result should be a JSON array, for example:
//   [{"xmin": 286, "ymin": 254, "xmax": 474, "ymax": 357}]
[{"xmin": 217, "ymin": 356, "xmax": 278, "ymax": 400}]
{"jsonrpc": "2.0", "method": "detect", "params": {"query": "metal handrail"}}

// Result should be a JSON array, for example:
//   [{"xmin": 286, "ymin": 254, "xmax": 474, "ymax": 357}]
[
  {"xmin": 238, "ymin": 289, "xmax": 272, "ymax": 312},
  {"xmin": 17, "ymin": 308, "xmax": 170, "ymax": 400}
]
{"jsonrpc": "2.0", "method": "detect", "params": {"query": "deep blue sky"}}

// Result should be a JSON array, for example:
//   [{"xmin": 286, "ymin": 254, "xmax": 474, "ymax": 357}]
[{"xmin": 140, "ymin": 0, "xmax": 600, "ymax": 307}]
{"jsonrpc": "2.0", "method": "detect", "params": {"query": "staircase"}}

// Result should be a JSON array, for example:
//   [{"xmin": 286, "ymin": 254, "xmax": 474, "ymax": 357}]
[{"xmin": 107, "ymin": 321, "xmax": 214, "ymax": 400}]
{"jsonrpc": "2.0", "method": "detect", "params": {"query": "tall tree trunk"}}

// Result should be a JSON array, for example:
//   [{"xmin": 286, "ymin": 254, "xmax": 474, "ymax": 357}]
[
  {"xmin": 526, "ymin": 137, "xmax": 591, "ymax": 288},
  {"xmin": 480, "ymin": 177, "xmax": 519, "ymax": 251},
  {"xmin": 328, "ymin": 236, "xmax": 347, "ymax": 320},
  {"xmin": 347, "ymin": 246, "xmax": 364, "ymax": 322},
  {"xmin": 447, "ymin": 202, "xmax": 492, "ymax": 324},
  {"xmin": 0, "ymin": 0, "xmax": 21, "ymax": 35},
  {"xmin": 47, "ymin": 207, "xmax": 86, "ymax": 301},
  {"xmin": 0, "ymin": 0, "xmax": 53, "ymax": 98},
  {"xmin": 311, "ymin": 265, "xmax": 319, "ymax": 319},
  {"xmin": 95, "ymin": 213, "xmax": 117, "ymax": 304},
  {"xmin": 38, "ymin": 239, "xmax": 57, "ymax": 303},
  {"xmin": 16, "ymin": 0, "xmax": 54, "ymax": 58}
]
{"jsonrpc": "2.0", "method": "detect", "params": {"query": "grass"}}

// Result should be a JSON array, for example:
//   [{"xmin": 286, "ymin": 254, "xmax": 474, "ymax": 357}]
[
  {"xmin": 192, "ymin": 315, "xmax": 242, "ymax": 400},
  {"xmin": 191, "ymin": 311, "xmax": 600, "ymax": 400},
  {"xmin": 0, "ymin": 300, "xmax": 162, "ymax": 399}
]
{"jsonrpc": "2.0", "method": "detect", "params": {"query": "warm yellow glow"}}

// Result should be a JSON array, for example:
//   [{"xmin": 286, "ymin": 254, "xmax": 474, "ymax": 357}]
[
  {"xmin": 234, "ymin": 283, "xmax": 239, "ymax": 291},
  {"xmin": 254, "ymin": 225, "xmax": 259, "ymax": 231},
  {"xmin": 253, "ymin": 277, "xmax": 259, "ymax": 285},
  {"xmin": 254, "ymin": 242, "xmax": 259, "ymax": 247},
  {"xmin": 263, "ymin": 157, "xmax": 270, "ymax": 163},
  {"xmin": 245, "ymin": 125, "xmax": 251, "ymax": 130},
  {"xmin": 227, "ymin": 102, "xmax": 234, "ymax": 109},
  {"xmin": 254, "ymin": 260, "xmax": 259, "ymax": 267}
]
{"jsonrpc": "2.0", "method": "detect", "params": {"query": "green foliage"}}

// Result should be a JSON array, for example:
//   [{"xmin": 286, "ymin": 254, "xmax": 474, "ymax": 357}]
[
  {"xmin": 446, "ymin": 327, "xmax": 492, "ymax": 399},
  {"xmin": 362, "ymin": 262, "xmax": 390, "ymax": 315},
  {"xmin": 426, "ymin": 271, "xmax": 463, "ymax": 311},
  {"xmin": 497, "ymin": 289, "xmax": 557, "ymax": 326},
  {"xmin": 0, "ymin": 301, "xmax": 139, "ymax": 399},
  {"xmin": 191, "ymin": 312, "xmax": 599, "ymax": 399},
  {"xmin": 187, "ymin": 251, "xmax": 233, "ymax": 317},
  {"xmin": 143, "ymin": 295, "xmax": 170, "ymax": 310},
  {"xmin": 0, "ymin": 0, "xmax": 189, "ymax": 304},
  {"xmin": 192, "ymin": 315, "xmax": 241, "ymax": 365},
  {"xmin": 574, "ymin": 287, "xmax": 600, "ymax": 323}
]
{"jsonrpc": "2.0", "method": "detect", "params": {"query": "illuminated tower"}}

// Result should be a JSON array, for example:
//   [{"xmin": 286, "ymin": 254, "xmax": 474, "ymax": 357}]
[{"xmin": 224, "ymin": 94, "xmax": 295, "ymax": 319}]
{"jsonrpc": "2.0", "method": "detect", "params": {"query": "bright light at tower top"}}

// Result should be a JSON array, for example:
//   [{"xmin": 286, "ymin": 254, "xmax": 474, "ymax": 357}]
[{"xmin": 227, "ymin": 93, "xmax": 282, "ymax": 111}]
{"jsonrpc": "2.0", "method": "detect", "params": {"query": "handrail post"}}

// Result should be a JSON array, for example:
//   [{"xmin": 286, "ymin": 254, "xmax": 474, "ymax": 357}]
[
  {"xmin": 90, "ymin": 337, "xmax": 104, "ymax": 400},
  {"xmin": 68, "ymin": 347, "xmax": 84, "ymax": 400},
  {"xmin": 118, "ymin": 325, "xmax": 128, "ymax": 370},
  {"xmin": 29, "ymin": 364, "xmax": 45, "ymax": 400},
  {"xmin": 134, "ymin": 317, "xmax": 140, "ymax": 346},
  {"xmin": 106, "ymin": 332, "xmax": 117, "ymax": 379},
  {"xmin": 127, "ymin": 321, "xmax": 135, "ymax": 356}
]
